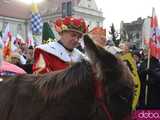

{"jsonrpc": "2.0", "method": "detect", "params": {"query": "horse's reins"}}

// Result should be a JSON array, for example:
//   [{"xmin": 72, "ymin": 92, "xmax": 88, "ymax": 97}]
[{"xmin": 92, "ymin": 67, "xmax": 112, "ymax": 120}]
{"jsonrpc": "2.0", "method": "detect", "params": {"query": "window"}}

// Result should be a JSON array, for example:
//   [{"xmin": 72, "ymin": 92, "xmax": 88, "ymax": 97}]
[
  {"xmin": 136, "ymin": 33, "xmax": 139, "ymax": 39},
  {"xmin": 89, "ymin": 21, "xmax": 92, "ymax": 26},
  {"xmin": 2, "ymin": 22, "xmax": 8, "ymax": 33},
  {"xmin": 17, "ymin": 24, "xmax": 22, "ymax": 32},
  {"xmin": 62, "ymin": 1, "xmax": 72, "ymax": 17},
  {"xmin": 96, "ymin": 21, "xmax": 100, "ymax": 26}
]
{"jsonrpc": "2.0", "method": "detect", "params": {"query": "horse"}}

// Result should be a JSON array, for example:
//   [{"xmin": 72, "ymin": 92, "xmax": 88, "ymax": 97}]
[{"xmin": 0, "ymin": 35, "xmax": 134, "ymax": 120}]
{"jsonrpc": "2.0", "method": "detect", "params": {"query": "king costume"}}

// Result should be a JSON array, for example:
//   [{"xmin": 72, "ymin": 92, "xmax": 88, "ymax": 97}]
[
  {"xmin": 32, "ymin": 41, "xmax": 85, "ymax": 74},
  {"xmin": 33, "ymin": 16, "xmax": 88, "ymax": 74}
]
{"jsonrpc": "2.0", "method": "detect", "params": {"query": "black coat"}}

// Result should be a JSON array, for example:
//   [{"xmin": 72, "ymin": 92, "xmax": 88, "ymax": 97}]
[{"xmin": 138, "ymin": 57, "xmax": 160, "ymax": 109}]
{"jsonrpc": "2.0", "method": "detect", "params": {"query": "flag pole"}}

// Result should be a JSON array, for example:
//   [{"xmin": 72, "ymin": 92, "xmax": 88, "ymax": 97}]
[
  {"xmin": 144, "ymin": 7, "xmax": 156, "ymax": 106},
  {"xmin": 31, "ymin": 0, "xmax": 43, "ymax": 46},
  {"xmin": 144, "ymin": 47, "xmax": 151, "ymax": 106}
]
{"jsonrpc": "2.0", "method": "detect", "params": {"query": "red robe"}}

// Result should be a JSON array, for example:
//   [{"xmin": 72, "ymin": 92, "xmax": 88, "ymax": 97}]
[
  {"xmin": 33, "ymin": 42, "xmax": 84, "ymax": 74},
  {"xmin": 33, "ymin": 48, "xmax": 69, "ymax": 74}
]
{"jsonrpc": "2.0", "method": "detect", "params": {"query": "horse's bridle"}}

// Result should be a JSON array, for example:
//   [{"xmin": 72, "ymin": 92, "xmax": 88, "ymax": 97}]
[
  {"xmin": 90, "ymin": 69, "xmax": 131, "ymax": 120},
  {"xmin": 91, "ymin": 71, "xmax": 112, "ymax": 120}
]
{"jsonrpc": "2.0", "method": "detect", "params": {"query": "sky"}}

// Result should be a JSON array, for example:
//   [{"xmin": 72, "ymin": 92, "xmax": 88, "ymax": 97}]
[{"xmin": 95, "ymin": 0, "xmax": 160, "ymax": 29}]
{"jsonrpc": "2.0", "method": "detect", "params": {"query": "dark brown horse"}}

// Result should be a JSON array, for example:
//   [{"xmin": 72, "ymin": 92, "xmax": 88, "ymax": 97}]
[{"xmin": 0, "ymin": 35, "xmax": 134, "ymax": 120}]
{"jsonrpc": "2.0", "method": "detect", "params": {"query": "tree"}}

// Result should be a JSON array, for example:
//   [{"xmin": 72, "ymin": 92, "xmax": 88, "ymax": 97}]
[
  {"xmin": 42, "ymin": 22, "xmax": 55, "ymax": 44},
  {"xmin": 0, "ymin": 31, "xmax": 2, "ymax": 38},
  {"xmin": 109, "ymin": 23, "xmax": 120, "ymax": 46}
]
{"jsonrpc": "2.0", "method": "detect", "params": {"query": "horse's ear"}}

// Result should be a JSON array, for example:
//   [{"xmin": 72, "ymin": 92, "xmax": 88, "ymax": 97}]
[
  {"xmin": 83, "ymin": 35, "xmax": 100, "ymax": 64},
  {"xmin": 84, "ymin": 35, "xmax": 105, "ymax": 80}
]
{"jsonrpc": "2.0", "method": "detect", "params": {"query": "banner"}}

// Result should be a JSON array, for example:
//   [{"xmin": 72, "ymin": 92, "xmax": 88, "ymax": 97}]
[
  {"xmin": 31, "ymin": 2, "xmax": 43, "ymax": 35},
  {"xmin": 120, "ymin": 53, "xmax": 141, "ymax": 110},
  {"xmin": 142, "ymin": 8, "xmax": 160, "ymax": 59}
]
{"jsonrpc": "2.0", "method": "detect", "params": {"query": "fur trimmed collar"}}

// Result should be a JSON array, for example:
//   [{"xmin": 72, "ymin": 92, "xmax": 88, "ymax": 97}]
[{"xmin": 36, "ymin": 42, "xmax": 85, "ymax": 62}]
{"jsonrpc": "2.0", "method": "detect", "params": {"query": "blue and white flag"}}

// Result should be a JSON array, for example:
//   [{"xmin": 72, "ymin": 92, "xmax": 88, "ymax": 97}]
[{"xmin": 31, "ymin": 3, "xmax": 43, "ymax": 35}]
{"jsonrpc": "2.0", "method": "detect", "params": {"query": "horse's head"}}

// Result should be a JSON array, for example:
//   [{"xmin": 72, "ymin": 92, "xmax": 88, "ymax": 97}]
[
  {"xmin": 84, "ymin": 35, "xmax": 126, "ymax": 83},
  {"xmin": 83, "ymin": 35, "xmax": 134, "ymax": 120}
]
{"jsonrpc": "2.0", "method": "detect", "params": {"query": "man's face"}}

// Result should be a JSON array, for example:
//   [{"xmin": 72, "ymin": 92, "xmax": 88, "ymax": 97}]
[
  {"xmin": 89, "ymin": 34, "xmax": 106, "ymax": 47},
  {"xmin": 95, "ymin": 36, "xmax": 106, "ymax": 47},
  {"xmin": 60, "ymin": 31, "xmax": 82, "ymax": 49}
]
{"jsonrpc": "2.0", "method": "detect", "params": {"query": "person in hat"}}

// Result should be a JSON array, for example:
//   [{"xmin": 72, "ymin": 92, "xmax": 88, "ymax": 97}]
[
  {"xmin": 33, "ymin": 16, "xmax": 88, "ymax": 74},
  {"xmin": 89, "ymin": 27, "xmax": 107, "ymax": 47},
  {"xmin": 89, "ymin": 27, "xmax": 122, "ymax": 55}
]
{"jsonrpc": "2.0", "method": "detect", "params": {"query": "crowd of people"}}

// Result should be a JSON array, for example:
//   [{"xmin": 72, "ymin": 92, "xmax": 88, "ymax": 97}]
[{"xmin": 0, "ymin": 16, "xmax": 160, "ymax": 110}]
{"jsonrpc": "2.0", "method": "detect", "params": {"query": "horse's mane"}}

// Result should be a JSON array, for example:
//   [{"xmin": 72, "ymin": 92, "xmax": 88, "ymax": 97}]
[{"xmin": 35, "ymin": 60, "xmax": 93, "ymax": 99}]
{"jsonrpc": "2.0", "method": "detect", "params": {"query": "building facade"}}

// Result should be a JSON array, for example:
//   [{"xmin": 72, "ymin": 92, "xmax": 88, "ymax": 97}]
[
  {"xmin": 0, "ymin": 0, "xmax": 104, "ymax": 40},
  {"xmin": 120, "ymin": 17, "xmax": 145, "ymax": 49}
]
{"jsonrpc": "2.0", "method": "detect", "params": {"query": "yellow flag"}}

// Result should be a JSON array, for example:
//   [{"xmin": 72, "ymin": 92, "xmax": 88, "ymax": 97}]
[
  {"xmin": 31, "ymin": 2, "xmax": 39, "ymax": 13},
  {"xmin": 120, "ymin": 53, "xmax": 141, "ymax": 110}
]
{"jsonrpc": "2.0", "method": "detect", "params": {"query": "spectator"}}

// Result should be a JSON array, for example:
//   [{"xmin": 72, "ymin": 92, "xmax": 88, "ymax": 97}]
[{"xmin": 138, "ymin": 56, "xmax": 160, "ymax": 109}]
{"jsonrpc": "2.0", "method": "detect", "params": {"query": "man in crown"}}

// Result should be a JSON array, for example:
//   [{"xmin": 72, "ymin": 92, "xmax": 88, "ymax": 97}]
[{"xmin": 33, "ymin": 16, "xmax": 88, "ymax": 74}]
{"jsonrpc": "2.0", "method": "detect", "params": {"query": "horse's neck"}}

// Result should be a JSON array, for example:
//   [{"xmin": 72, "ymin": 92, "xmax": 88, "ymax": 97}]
[{"xmin": 36, "ymin": 60, "xmax": 94, "ymax": 99}]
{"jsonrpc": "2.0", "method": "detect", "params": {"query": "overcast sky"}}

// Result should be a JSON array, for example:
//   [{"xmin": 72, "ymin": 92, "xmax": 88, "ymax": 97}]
[{"xmin": 95, "ymin": 0, "xmax": 160, "ymax": 29}]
